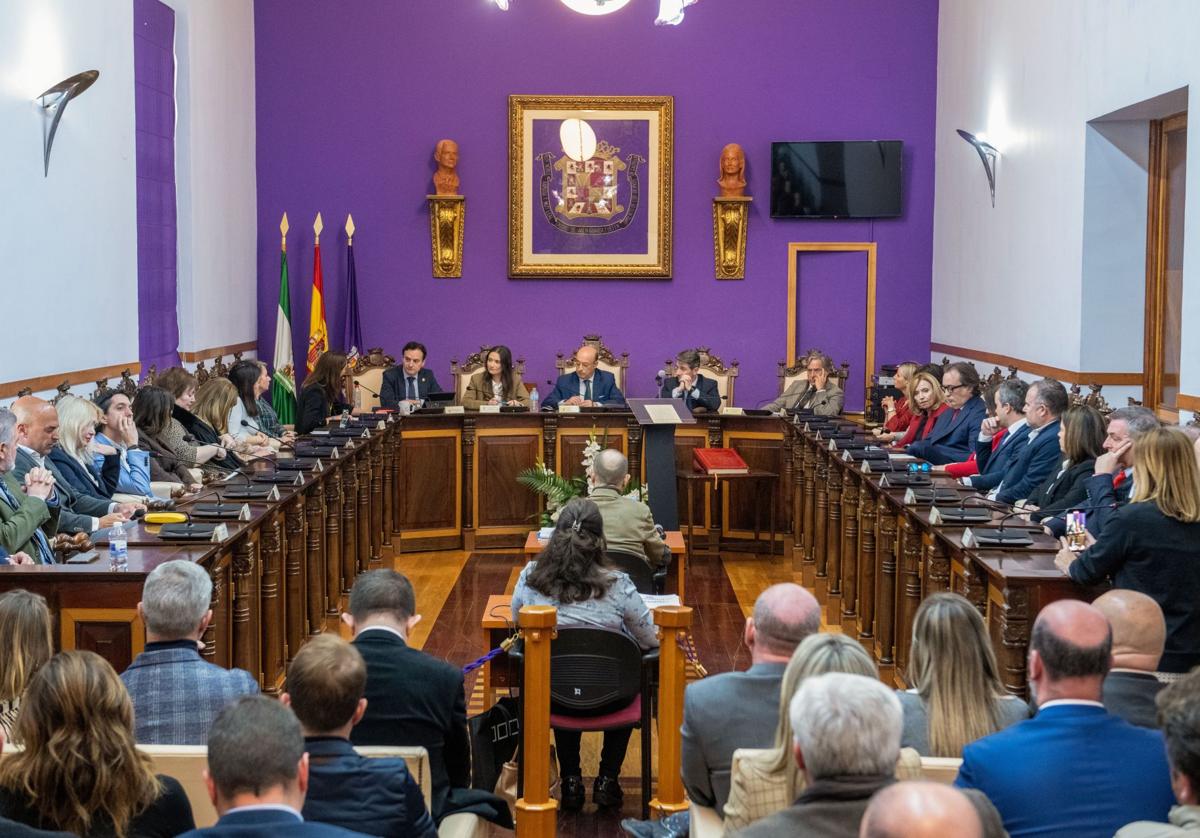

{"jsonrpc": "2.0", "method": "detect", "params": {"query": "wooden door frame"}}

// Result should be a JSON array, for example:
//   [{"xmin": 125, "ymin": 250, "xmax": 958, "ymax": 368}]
[{"xmin": 1143, "ymin": 111, "xmax": 1187, "ymax": 411}]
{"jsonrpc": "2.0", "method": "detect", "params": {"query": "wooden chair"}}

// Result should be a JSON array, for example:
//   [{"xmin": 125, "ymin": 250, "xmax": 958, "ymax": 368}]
[
  {"xmin": 118, "ymin": 368, "xmax": 139, "ymax": 398},
  {"xmin": 777, "ymin": 349, "xmax": 850, "ymax": 396},
  {"xmin": 210, "ymin": 356, "xmax": 230, "ymax": 379},
  {"xmin": 689, "ymin": 801, "xmax": 724, "ymax": 838},
  {"xmin": 194, "ymin": 360, "xmax": 210, "ymax": 386},
  {"xmin": 450, "ymin": 347, "xmax": 527, "ymax": 405},
  {"xmin": 555, "ymin": 334, "xmax": 630, "ymax": 394},
  {"xmin": 140, "ymin": 364, "xmax": 159, "ymax": 389},
  {"xmin": 342, "ymin": 347, "xmax": 396, "ymax": 411},
  {"xmin": 663, "ymin": 347, "xmax": 740, "ymax": 407},
  {"xmin": 50, "ymin": 381, "xmax": 71, "ymax": 404},
  {"xmin": 92, "ymin": 377, "xmax": 116, "ymax": 405},
  {"xmin": 919, "ymin": 755, "xmax": 963, "ymax": 784}
]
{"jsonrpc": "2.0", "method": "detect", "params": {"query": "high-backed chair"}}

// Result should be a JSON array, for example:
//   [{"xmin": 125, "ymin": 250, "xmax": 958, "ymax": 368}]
[
  {"xmin": 342, "ymin": 347, "xmax": 396, "ymax": 411},
  {"xmin": 451, "ymin": 347, "xmax": 528, "ymax": 405},
  {"xmin": 662, "ymin": 346, "xmax": 739, "ymax": 407},
  {"xmin": 777, "ymin": 349, "xmax": 850, "ymax": 396},
  {"xmin": 605, "ymin": 549, "xmax": 666, "ymax": 595},
  {"xmin": 555, "ymin": 334, "xmax": 629, "ymax": 394}
]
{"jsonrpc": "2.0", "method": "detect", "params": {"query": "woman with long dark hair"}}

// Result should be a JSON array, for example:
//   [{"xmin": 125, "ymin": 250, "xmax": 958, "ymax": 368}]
[
  {"xmin": 510, "ymin": 498, "xmax": 657, "ymax": 811},
  {"xmin": 462, "ymin": 345, "xmax": 528, "ymax": 409},
  {"xmin": 226, "ymin": 359, "xmax": 273, "ymax": 448},
  {"xmin": 296, "ymin": 351, "xmax": 350, "ymax": 435},
  {"xmin": 1023, "ymin": 404, "xmax": 1106, "ymax": 523},
  {"xmin": 155, "ymin": 368, "xmax": 238, "ymax": 474},
  {"xmin": 131, "ymin": 387, "xmax": 202, "ymax": 489}
]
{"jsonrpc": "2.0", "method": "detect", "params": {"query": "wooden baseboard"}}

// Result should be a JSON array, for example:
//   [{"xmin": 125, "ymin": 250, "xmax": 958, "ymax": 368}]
[
  {"xmin": 1, "ymin": 362, "xmax": 142, "ymax": 400},
  {"xmin": 929, "ymin": 343, "xmax": 1141, "ymax": 386}
]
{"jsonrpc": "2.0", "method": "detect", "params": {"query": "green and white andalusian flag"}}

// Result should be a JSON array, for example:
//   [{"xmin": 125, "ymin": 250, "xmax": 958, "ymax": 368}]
[{"xmin": 272, "ymin": 218, "xmax": 297, "ymax": 424}]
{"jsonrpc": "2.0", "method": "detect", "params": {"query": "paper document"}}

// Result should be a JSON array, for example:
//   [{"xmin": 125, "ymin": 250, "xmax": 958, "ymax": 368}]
[
  {"xmin": 640, "ymin": 593, "xmax": 682, "ymax": 609},
  {"xmin": 645, "ymin": 405, "xmax": 683, "ymax": 424}
]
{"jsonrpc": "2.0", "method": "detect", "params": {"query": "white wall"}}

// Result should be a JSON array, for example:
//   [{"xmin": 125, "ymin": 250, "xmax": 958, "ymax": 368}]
[
  {"xmin": 933, "ymin": 0, "xmax": 1200, "ymax": 412},
  {"xmin": 0, "ymin": 0, "xmax": 139, "ymax": 380}
]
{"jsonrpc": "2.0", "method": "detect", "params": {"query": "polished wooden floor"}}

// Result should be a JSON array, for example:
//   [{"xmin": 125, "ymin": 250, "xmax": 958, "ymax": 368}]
[{"xmin": 326, "ymin": 545, "xmax": 798, "ymax": 836}]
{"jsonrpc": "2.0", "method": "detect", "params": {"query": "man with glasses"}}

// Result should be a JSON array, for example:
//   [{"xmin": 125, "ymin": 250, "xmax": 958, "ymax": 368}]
[
  {"xmin": 766, "ymin": 352, "xmax": 844, "ymax": 415},
  {"xmin": 542, "ymin": 344, "xmax": 625, "ymax": 409},
  {"xmin": 907, "ymin": 361, "xmax": 987, "ymax": 465}
]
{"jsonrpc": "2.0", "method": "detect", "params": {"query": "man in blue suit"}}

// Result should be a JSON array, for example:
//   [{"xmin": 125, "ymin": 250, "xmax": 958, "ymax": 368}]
[
  {"xmin": 907, "ymin": 362, "xmax": 987, "ymax": 465},
  {"xmin": 984, "ymin": 378, "xmax": 1067, "ymax": 504},
  {"xmin": 967, "ymin": 378, "xmax": 1030, "ymax": 493},
  {"xmin": 955, "ymin": 600, "xmax": 1176, "ymax": 838},
  {"xmin": 178, "ymin": 695, "xmax": 372, "ymax": 838},
  {"xmin": 542, "ymin": 344, "xmax": 625, "ymax": 409}
]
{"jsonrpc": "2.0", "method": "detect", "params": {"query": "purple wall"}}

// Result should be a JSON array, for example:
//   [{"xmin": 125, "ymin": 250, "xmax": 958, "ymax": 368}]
[{"xmin": 254, "ymin": 0, "xmax": 938, "ymax": 409}]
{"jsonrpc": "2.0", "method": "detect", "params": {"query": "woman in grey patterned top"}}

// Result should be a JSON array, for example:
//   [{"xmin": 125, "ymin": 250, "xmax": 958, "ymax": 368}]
[
  {"xmin": 0, "ymin": 590, "xmax": 53, "ymax": 743},
  {"xmin": 511, "ymin": 498, "xmax": 658, "ymax": 811}
]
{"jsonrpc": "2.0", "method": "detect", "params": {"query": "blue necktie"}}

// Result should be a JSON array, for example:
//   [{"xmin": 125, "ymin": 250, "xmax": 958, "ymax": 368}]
[
  {"xmin": 407, "ymin": 377, "xmax": 417, "ymax": 400},
  {"xmin": 0, "ymin": 479, "xmax": 56, "ymax": 564},
  {"xmin": 584, "ymin": 378, "xmax": 593, "ymax": 402}
]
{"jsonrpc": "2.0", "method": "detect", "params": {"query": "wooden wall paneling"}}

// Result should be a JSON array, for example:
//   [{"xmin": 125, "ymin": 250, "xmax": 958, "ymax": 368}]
[
  {"xmin": 473, "ymin": 423, "xmax": 543, "ymax": 547},
  {"xmin": 340, "ymin": 451, "xmax": 359, "ymax": 594},
  {"xmin": 305, "ymin": 480, "xmax": 327, "ymax": 636},
  {"xmin": 399, "ymin": 429, "xmax": 463, "ymax": 545},
  {"xmin": 873, "ymin": 503, "xmax": 898, "ymax": 675},
  {"xmin": 369, "ymin": 435, "xmax": 385, "ymax": 566},
  {"xmin": 823, "ymin": 458, "xmax": 844, "ymax": 622},
  {"xmin": 259, "ymin": 511, "xmax": 285, "ymax": 693},
  {"xmin": 205, "ymin": 555, "xmax": 232, "ymax": 669},
  {"xmin": 894, "ymin": 515, "xmax": 922, "ymax": 687},
  {"xmin": 231, "ymin": 532, "xmax": 262, "ymax": 687},
  {"xmin": 556, "ymin": 423, "xmax": 628, "ymax": 482},
  {"xmin": 812, "ymin": 451, "xmax": 830, "ymax": 602},
  {"xmin": 800, "ymin": 434, "xmax": 817, "ymax": 587},
  {"xmin": 61, "ymin": 608, "xmax": 144, "ymax": 673}
]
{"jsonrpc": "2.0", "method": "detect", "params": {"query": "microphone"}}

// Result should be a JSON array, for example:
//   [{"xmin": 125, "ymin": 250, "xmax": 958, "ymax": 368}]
[
  {"xmin": 147, "ymin": 451, "xmax": 251, "ymax": 503},
  {"xmin": 932, "ymin": 494, "xmax": 1014, "ymax": 524},
  {"xmin": 655, "ymin": 369, "xmax": 666, "ymax": 389},
  {"xmin": 240, "ymin": 418, "xmax": 288, "ymax": 445},
  {"xmin": 967, "ymin": 508, "xmax": 1042, "ymax": 547}
]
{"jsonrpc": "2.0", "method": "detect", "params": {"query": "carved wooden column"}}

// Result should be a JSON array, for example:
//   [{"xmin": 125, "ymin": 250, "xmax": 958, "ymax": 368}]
[
  {"xmin": 894, "ymin": 516, "xmax": 923, "ymax": 686},
  {"xmin": 390, "ymin": 427, "xmax": 403, "ymax": 537},
  {"xmin": 789, "ymin": 427, "xmax": 805, "ymax": 575},
  {"xmin": 369, "ymin": 435, "xmax": 384, "ymax": 566},
  {"xmin": 305, "ymin": 482, "xmax": 327, "ymax": 635},
  {"xmin": 626, "ymin": 415, "xmax": 643, "ymax": 481},
  {"xmin": 812, "ymin": 454, "xmax": 829, "ymax": 602},
  {"xmin": 874, "ymin": 506, "xmax": 899, "ymax": 670},
  {"xmin": 856, "ymin": 488, "xmax": 878, "ymax": 641},
  {"xmin": 923, "ymin": 532, "xmax": 951, "ymax": 597},
  {"xmin": 800, "ymin": 437, "xmax": 817, "ymax": 587},
  {"xmin": 260, "ymin": 513, "xmax": 285, "ymax": 694},
  {"xmin": 542, "ymin": 415, "xmax": 558, "ymax": 473},
  {"xmin": 839, "ymin": 471, "xmax": 860, "ymax": 635},
  {"xmin": 356, "ymin": 450, "xmax": 372, "ymax": 574},
  {"xmin": 954, "ymin": 554, "xmax": 989, "ymax": 618},
  {"xmin": 516, "ymin": 605, "xmax": 558, "ymax": 838},
  {"xmin": 382, "ymin": 425, "xmax": 395, "ymax": 545},
  {"xmin": 341, "ymin": 453, "xmax": 358, "ymax": 594},
  {"xmin": 324, "ymin": 469, "xmax": 343, "ymax": 616},
  {"xmin": 462, "ymin": 415, "xmax": 476, "ymax": 549},
  {"xmin": 997, "ymin": 586, "xmax": 1032, "ymax": 697},
  {"xmin": 204, "ymin": 561, "xmax": 231, "ymax": 668},
  {"xmin": 651, "ymin": 606, "xmax": 694, "ymax": 818},
  {"xmin": 284, "ymin": 495, "xmax": 307, "ymax": 661},
  {"xmin": 231, "ymin": 536, "xmax": 262, "ymax": 687},
  {"xmin": 824, "ymin": 459, "xmax": 844, "ymax": 622}
]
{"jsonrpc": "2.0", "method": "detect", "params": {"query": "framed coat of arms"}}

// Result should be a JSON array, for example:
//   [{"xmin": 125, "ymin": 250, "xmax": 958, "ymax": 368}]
[{"xmin": 508, "ymin": 95, "xmax": 673, "ymax": 278}]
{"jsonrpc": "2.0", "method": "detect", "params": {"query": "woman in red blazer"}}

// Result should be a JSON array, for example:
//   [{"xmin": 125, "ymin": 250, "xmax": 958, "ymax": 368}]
[
  {"xmin": 893, "ymin": 372, "xmax": 949, "ymax": 449},
  {"xmin": 874, "ymin": 362, "xmax": 918, "ymax": 443}
]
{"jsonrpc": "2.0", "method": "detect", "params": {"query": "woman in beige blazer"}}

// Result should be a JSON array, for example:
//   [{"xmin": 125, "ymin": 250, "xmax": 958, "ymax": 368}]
[{"xmin": 462, "ymin": 345, "xmax": 529, "ymax": 409}]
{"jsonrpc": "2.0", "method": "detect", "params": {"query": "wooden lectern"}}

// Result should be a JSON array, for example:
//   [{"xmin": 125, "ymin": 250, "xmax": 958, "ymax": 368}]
[{"xmin": 627, "ymin": 398, "xmax": 696, "ymax": 531}]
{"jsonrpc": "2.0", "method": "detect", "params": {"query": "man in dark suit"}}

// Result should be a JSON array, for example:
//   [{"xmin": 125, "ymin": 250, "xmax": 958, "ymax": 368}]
[
  {"xmin": 907, "ymin": 362, "xmax": 987, "ymax": 465},
  {"xmin": 955, "ymin": 600, "xmax": 1176, "ymax": 838},
  {"xmin": 1093, "ymin": 589, "xmax": 1167, "ymax": 729},
  {"xmin": 0, "ymin": 408, "xmax": 59, "ymax": 563},
  {"xmin": 177, "ymin": 695, "xmax": 371, "ymax": 837},
  {"xmin": 660, "ymin": 349, "xmax": 722, "ymax": 412},
  {"xmin": 967, "ymin": 378, "xmax": 1030, "ymax": 493},
  {"xmin": 542, "ymin": 344, "xmax": 625, "ymax": 409},
  {"xmin": 985, "ymin": 378, "xmax": 1067, "ymax": 504},
  {"xmin": 344, "ymin": 569, "xmax": 507, "ymax": 826},
  {"xmin": 379, "ymin": 341, "xmax": 445, "ymax": 410},
  {"xmin": 281, "ymin": 634, "xmax": 436, "ymax": 838}
]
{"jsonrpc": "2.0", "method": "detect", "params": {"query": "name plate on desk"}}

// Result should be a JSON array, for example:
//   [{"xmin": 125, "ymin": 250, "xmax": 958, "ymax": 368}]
[
  {"xmin": 444, "ymin": 405, "xmax": 465, "ymax": 415},
  {"xmin": 962, "ymin": 527, "xmax": 979, "ymax": 548},
  {"xmin": 842, "ymin": 450, "xmax": 853, "ymax": 462},
  {"xmin": 719, "ymin": 407, "xmax": 745, "ymax": 416},
  {"xmin": 312, "ymin": 459, "xmax": 324, "ymax": 473},
  {"xmin": 860, "ymin": 461, "xmax": 873, "ymax": 474},
  {"xmin": 479, "ymin": 405, "xmax": 501, "ymax": 414},
  {"xmin": 269, "ymin": 485, "xmax": 280, "ymax": 500},
  {"xmin": 828, "ymin": 439, "xmax": 838, "ymax": 452},
  {"xmin": 558, "ymin": 405, "xmax": 581, "ymax": 413},
  {"xmin": 211, "ymin": 523, "xmax": 230, "ymax": 542}
]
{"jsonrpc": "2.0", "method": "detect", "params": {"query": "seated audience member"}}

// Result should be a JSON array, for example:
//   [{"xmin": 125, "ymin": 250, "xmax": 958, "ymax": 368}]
[
  {"xmin": 121, "ymin": 560, "xmax": 259, "ymax": 744},
  {"xmin": 589, "ymin": 448, "xmax": 669, "ymax": 569},
  {"xmin": 0, "ymin": 651, "xmax": 195, "ymax": 837},
  {"xmin": 281, "ymin": 634, "xmax": 436, "ymax": 838},
  {"xmin": 228, "ymin": 359, "xmax": 292, "ymax": 448},
  {"xmin": 660, "ymin": 348, "xmax": 722, "ymax": 412},
  {"xmin": 766, "ymin": 352, "xmax": 844, "ymax": 415},
  {"xmin": 859, "ymin": 783, "xmax": 988, "ymax": 838},
  {"xmin": 345, "ymin": 569, "xmax": 506, "ymax": 825},
  {"xmin": 194, "ymin": 377, "xmax": 270, "ymax": 458},
  {"xmin": 132, "ymin": 386, "xmax": 205, "ymax": 489},
  {"xmin": 178, "ymin": 695, "xmax": 369, "ymax": 837},
  {"xmin": 46, "ymin": 395, "xmax": 120, "ymax": 503},
  {"xmin": 955, "ymin": 600, "xmax": 1175, "ymax": 837},
  {"xmin": 542, "ymin": 344, "xmax": 626, "ymax": 409},
  {"xmin": 900, "ymin": 593, "xmax": 1029, "ymax": 757},
  {"xmin": 733, "ymin": 673, "xmax": 902, "ymax": 838},
  {"xmin": 982, "ymin": 378, "xmax": 1066, "ymax": 504},
  {"xmin": 296, "ymin": 351, "xmax": 351, "ymax": 435},
  {"xmin": 10, "ymin": 396, "xmax": 134, "ymax": 534},
  {"xmin": 0, "ymin": 809, "xmax": 74, "ymax": 838},
  {"xmin": 958, "ymin": 379, "xmax": 1028, "ymax": 490},
  {"xmin": 1044, "ymin": 405, "xmax": 1160, "ymax": 537},
  {"xmin": 1023, "ymin": 404, "xmax": 1106, "ymax": 523},
  {"xmin": 872, "ymin": 362, "xmax": 918, "ymax": 443},
  {"xmin": 891, "ymin": 372, "xmax": 948, "ymax": 450},
  {"xmin": 94, "ymin": 391, "xmax": 154, "ymax": 497},
  {"xmin": 906, "ymin": 362, "xmax": 987, "ymax": 465},
  {"xmin": 156, "ymin": 368, "xmax": 236, "ymax": 474},
  {"xmin": 1116, "ymin": 668, "xmax": 1200, "ymax": 838},
  {"xmin": 1093, "ymin": 589, "xmax": 1167, "ymax": 728},
  {"xmin": 462, "ymin": 344, "xmax": 529, "ymax": 409},
  {"xmin": 379, "ymin": 341, "xmax": 445, "ymax": 411},
  {"xmin": 0, "ymin": 549, "xmax": 33, "ymax": 565},
  {"xmin": 933, "ymin": 382, "xmax": 998, "ymax": 479},
  {"xmin": 0, "ymin": 590, "xmax": 52, "ymax": 742},
  {"xmin": 723, "ymin": 634, "xmax": 887, "ymax": 832},
  {"xmin": 248, "ymin": 360, "xmax": 294, "ymax": 441},
  {"xmin": 512, "ymin": 499, "xmax": 658, "ymax": 811},
  {"xmin": 0, "ymin": 409, "xmax": 58, "ymax": 563},
  {"xmin": 1056, "ymin": 427, "xmax": 1200, "ymax": 675}
]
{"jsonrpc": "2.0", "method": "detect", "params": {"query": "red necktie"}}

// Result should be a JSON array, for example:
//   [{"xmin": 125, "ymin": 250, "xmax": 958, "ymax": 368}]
[{"xmin": 1113, "ymin": 471, "xmax": 1127, "ymax": 489}]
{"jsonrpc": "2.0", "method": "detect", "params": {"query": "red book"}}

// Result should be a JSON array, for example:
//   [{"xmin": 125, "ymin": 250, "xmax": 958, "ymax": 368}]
[{"xmin": 693, "ymin": 447, "xmax": 749, "ymax": 475}]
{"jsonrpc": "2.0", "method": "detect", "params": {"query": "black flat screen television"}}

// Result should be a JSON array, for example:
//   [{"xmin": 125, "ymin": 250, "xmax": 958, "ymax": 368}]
[{"xmin": 770, "ymin": 141, "xmax": 903, "ymax": 219}]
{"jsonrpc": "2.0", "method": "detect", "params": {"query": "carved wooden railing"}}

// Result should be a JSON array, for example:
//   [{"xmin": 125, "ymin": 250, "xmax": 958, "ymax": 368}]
[
  {"xmin": 651, "ymin": 605, "xmax": 693, "ymax": 818},
  {"xmin": 516, "ymin": 605, "xmax": 558, "ymax": 838}
]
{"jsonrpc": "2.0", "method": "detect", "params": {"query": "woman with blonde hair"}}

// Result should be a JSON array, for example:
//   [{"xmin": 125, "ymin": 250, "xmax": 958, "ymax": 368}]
[
  {"xmin": 892, "ymin": 371, "xmax": 948, "ymax": 450},
  {"xmin": 47, "ymin": 395, "xmax": 121, "ymax": 504},
  {"xmin": 194, "ymin": 378, "xmax": 270, "ymax": 458},
  {"xmin": 900, "ymin": 593, "xmax": 1029, "ymax": 757},
  {"xmin": 873, "ymin": 361, "xmax": 919, "ymax": 442},
  {"xmin": 722, "ymin": 634, "xmax": 915, "ymax": 831},
  {"xmin": 1057, "ymin": 427, "xmax": 1200, "ymax": 673},
  {"xmin": 0, "ymin": 590, "xmax": 53, "ymax": 741},
  {"xmin": 0, "ymin": 651, "xmax": 194, "ymax": 836}
]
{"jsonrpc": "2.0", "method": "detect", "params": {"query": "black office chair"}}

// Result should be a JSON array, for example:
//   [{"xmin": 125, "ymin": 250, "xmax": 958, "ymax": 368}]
[{"xmin": 605, "ymin": 549, "xmax": 668, "ymax": 595}]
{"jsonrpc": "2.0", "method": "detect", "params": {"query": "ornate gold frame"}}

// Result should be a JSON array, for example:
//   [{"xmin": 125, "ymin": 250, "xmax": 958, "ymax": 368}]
[{"xmin": 508, "ymin": 94, "xmax": 673, "ymax": 278}]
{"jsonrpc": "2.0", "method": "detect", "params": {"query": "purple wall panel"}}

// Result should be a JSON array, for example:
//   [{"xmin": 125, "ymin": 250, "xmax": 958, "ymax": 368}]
[
  {"xmin": 796, "ymin": 252, "xmax": 869, "ymax": 411},
  {"xmin": 133, "ymin": 0, "xmax": 179, "ymax": 371},
  {"xmin": 253, "ymin": 0, "xmax": 938, "ymax": 407}
]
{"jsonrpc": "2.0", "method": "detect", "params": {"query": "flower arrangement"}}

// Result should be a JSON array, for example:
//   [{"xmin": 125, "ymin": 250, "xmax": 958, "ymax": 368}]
[{"xmin": 517, "ymin": 427, "xmax": 645, "ymax": 525}]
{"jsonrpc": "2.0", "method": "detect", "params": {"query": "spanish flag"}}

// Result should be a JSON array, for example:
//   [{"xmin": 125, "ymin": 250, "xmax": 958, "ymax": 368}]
[{"xmin": 306, "ymin": 212, "xmax": 328, "ymax": 372}]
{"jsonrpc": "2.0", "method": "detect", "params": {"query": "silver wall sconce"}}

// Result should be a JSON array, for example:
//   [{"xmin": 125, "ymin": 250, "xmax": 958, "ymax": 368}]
[
  {"xmin": 37, "ymin": 69, "xmax": 99, "ymax": 177},
  {"xmin": 956, "ymin": 129, "xmax": 998, "ymax": 207}
]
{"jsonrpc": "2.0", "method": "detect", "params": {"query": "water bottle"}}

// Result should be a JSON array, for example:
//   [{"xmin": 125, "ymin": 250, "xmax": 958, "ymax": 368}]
[
  {"xmin": 339, "ymin": 409, "xmax": 350, "ymax": 428},
  {"xmin": 907, "ymin": 462, "xmax": 931, "ymax": 473},
  {"xmin": 529, "ymin": 386, "xmax": 539, "ymax": 412},
  {"xmin": 109, "ymin": 520, "xmax": 128, "ymax": 571}
]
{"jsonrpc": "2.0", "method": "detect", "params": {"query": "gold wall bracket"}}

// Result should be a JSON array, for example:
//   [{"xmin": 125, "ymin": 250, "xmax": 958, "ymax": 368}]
[
  {"xmin": 712, "ymin": 196, "xmax": 751, "ymax": 279},
  {"xmin": 427, "ymin": 195, "xmax": 465, "ymax": 278}
]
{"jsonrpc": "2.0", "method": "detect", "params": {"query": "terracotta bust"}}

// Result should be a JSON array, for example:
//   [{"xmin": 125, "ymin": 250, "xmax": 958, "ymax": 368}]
[
  {"xmin": 717, "ymin": 143, "xmax": 747, "ymax": 198},
  {"xmin": 433, "ymin": 139, "xmax": 460, "ymax": 196}
]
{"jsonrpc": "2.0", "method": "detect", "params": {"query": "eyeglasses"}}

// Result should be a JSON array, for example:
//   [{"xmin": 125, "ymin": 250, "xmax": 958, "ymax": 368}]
[{"xmin": 943, "ymin": 383, "xmax": 971, "ymax": 392}]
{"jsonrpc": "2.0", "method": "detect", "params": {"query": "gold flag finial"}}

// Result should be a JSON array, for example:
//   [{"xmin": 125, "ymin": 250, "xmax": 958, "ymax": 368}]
[
  {"xmin": 279, "ymin": 212, "xmax": 289, "ymax": 250},
  {"xmin": 345, "ymin": 213, "xmax": 355, "ymax": 242},
  {"xmin": 313, "ymin": 212, "xmax": 324, "ymax": 238}
]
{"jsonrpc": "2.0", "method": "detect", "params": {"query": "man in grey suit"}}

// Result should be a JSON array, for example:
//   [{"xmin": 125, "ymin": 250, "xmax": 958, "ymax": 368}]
[
  {"xmin": 765, "ymin": 353, "xmax": 844, "ymax": 415},
  {"xmin": 121, "ymin": 560, "xmax": 259, "ymax": 744},
  {"xmin": 10, "ymin": 396, "xmax": 136, "ymax": 534},
  {"xmin": 1094, "ymin": 589, "xmax": 1168, "ymax": 729}
]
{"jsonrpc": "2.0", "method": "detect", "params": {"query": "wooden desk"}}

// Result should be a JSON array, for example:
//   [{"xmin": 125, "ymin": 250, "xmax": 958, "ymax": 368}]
[
  {"xmin": 522, "ymin": 530, "xmax": 689, "ymax": 601},
  {"xmin": 676, "ymin": 470, "xmax": 778, "ymax": 564}
]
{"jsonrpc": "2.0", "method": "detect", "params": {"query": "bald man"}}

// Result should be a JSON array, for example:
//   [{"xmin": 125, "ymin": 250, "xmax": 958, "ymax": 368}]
[
  {"xmin": 588, "ymin": 448, "xmax": 668, "ymax": 569},
  {"xmin": 11, "ymin": 396, "xmax": 134, "ymax": 534},
  {"xmin": 1094, "ymin": 589, "xmax": 1167, "ymax": 728},
  {"xmin": 956, "ymin": 600, "xmax": 1175, "ymax": 837},
  {"xmin": 541, "ymin": 345, "xmax": 625, "ymax": 409},
  {"xmin": 859, "ymin": 782, "xmax": 983, "ymax": 838}
]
